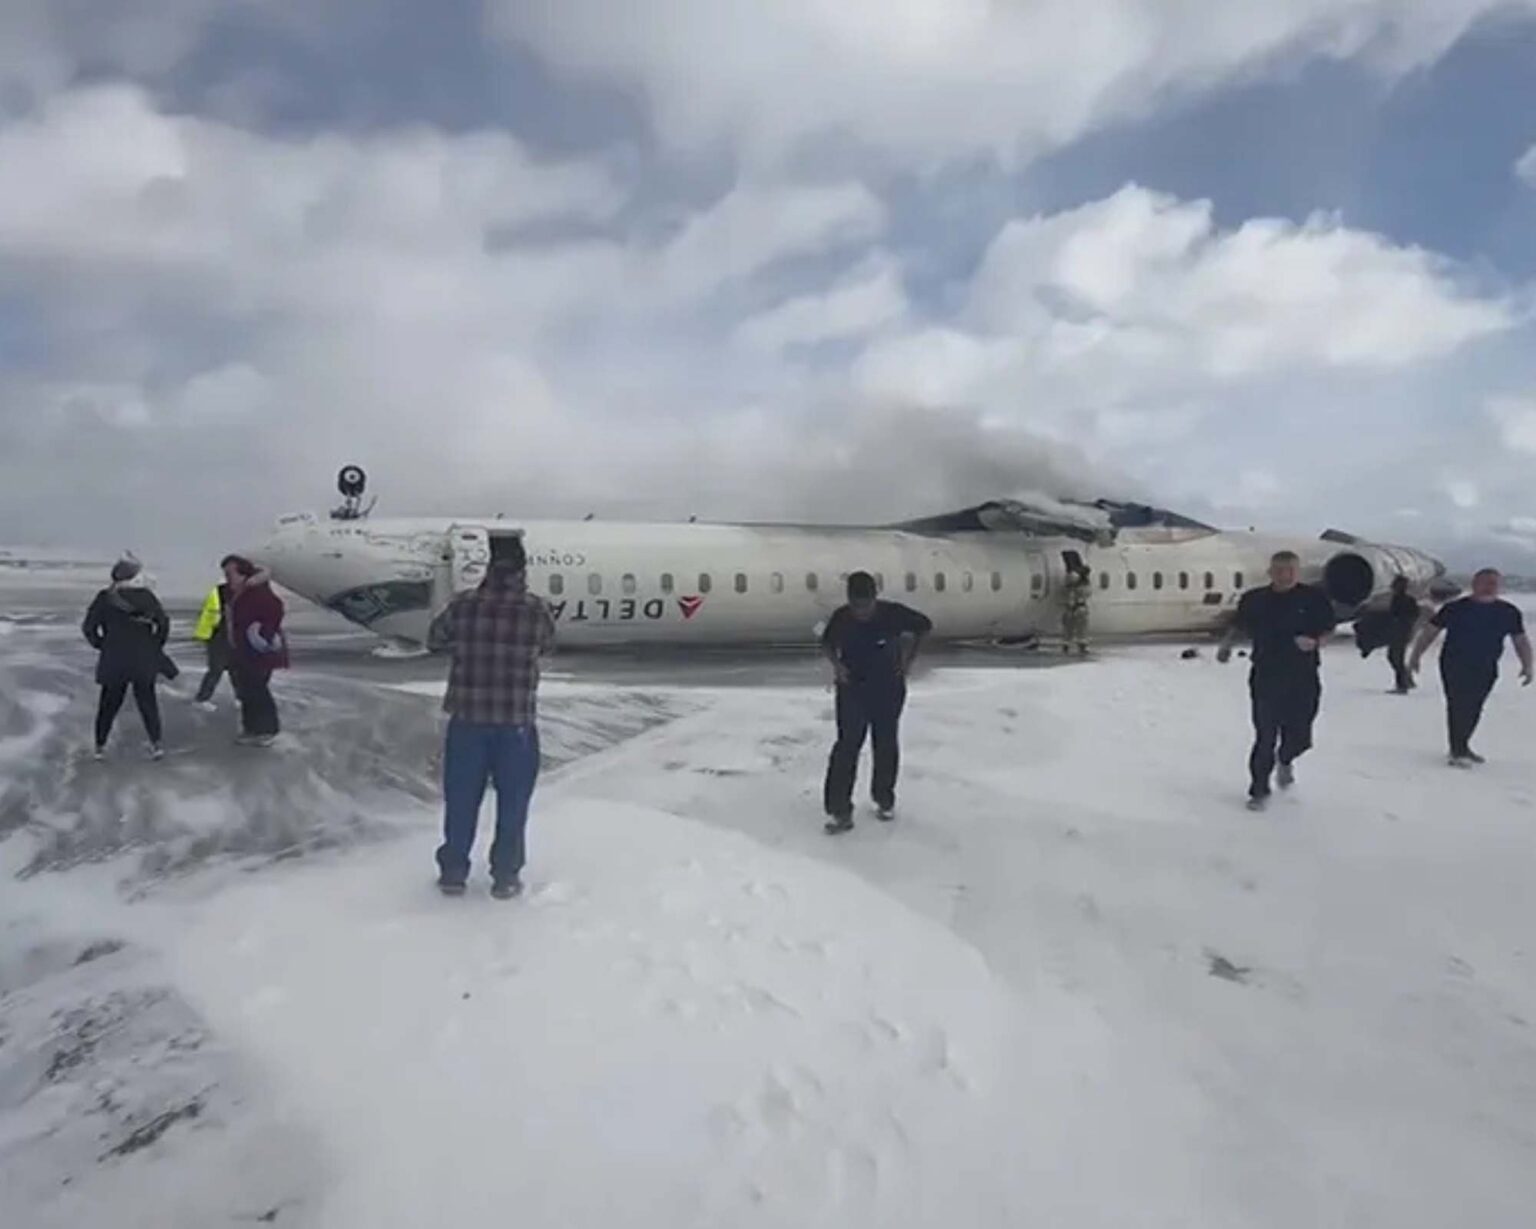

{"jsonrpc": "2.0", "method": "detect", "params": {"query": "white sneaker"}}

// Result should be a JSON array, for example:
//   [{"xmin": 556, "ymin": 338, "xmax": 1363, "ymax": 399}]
[
  {"xmin": 1447, "ymin": 754, "xmax": 1473, "ymax": 769},
  {"xmin": 149, "ymin": 744, "xmax": 165, "ymax": 761},
  {"xmin": 92, "ymin": 746, "xmax": 106, "ymax": 762},
  {"xmin": 195, "ymin": 700, "xmax": 218, "ymax": 714}
]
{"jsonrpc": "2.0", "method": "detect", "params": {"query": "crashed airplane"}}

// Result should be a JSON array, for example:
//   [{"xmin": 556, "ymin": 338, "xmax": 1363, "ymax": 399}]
[{"xmin": 257, "ymin": 468, "xmax": 1450, "ymax": 648}]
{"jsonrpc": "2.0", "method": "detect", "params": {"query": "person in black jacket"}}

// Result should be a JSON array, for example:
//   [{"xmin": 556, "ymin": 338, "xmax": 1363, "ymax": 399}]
[
  {"xmin": 820, "ymin": 571, "xmax": 932, "ymax": 834},
  {"xmin": 1217, "ymin": 551, "xmax": 1337, "ymax": 810},
  {"xmin": 82, "ymin": 557, "xmax": 171, "ymax": 760},
  {"xmin": 1384, "ymin": 576, "xmax": 1421, "ymax": 695}
]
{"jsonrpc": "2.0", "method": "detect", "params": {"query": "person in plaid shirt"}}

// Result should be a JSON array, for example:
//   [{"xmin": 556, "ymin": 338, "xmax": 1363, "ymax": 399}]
[{"xmin": 428, "ymin": 535, "xmax": 556, "ymax": 898}]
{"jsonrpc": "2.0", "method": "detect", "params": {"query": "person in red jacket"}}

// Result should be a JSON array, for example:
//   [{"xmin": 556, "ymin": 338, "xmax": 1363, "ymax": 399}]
[{"xmin": 226, "ymin": 557, "xmax": 289, "ymax": 746}]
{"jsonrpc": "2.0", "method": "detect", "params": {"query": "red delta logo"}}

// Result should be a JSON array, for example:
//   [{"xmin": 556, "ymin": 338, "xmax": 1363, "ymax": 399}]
[{"xmin": 677, "ymin": 595, "xmax": 705, "ymax": 620}]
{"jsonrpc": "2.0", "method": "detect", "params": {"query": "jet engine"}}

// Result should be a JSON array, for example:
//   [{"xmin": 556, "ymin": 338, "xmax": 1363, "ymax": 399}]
[{"xmin": 1316, "ymin": 531, "xmax": 1447, "ymax": 611}]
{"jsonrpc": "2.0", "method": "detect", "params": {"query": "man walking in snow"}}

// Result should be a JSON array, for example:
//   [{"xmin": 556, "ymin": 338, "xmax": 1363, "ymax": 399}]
[
  {"xmin": 1384, "ymin": 575, "xmax": 1421, "ymax": 695},
  {"xmin": 821, "ymin": 571, "xmax": 932, "ymax": 834},
  {"xmin": 428, "ymin": 534, "xmax": 555, "ymax": 898},
  {"xmin": 1218, "ymin": 550, "xmax": 1336, "ymax": 810},
  {"xmin": 1408, "ymin": 568, "xmax": 1532, "ymax": 767}
]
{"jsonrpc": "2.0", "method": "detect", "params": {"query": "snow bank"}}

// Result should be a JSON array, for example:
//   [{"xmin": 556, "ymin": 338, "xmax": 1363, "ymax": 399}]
[{"xmin": 165, "ymin": 798, "xmax": 1142, "ymax": 1229}]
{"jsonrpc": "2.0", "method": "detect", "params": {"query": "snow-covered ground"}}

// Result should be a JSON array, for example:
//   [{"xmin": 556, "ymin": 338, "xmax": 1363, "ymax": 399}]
[{"xmin": 4, "ymin": 607, "xmax": 1536, "ymax": 1227}]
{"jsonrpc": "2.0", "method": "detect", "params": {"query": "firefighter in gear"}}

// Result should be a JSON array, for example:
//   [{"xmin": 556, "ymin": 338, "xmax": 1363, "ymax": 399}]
[{"xmin": 1061, "ymin": 559, "xmax": 1092, "ymax": 655}]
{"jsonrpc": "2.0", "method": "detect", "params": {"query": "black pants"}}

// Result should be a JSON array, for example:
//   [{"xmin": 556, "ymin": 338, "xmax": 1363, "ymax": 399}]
[
  {"xmin": 96, "ymin": 679, "xmax": 162, "ymax": 748},
  {"xmin": 824, "ymin": 682, "xmax": 906, "ymax": 818},
  {"xmin": 232, "ymin": 663, "xmax": 280, "ymax": 737},
  {"xmin": 1441, "ymin": 661, "xmax": 1496, "ymax": 757},
  {"xmin": 194, "ymin": 639, "xmax": 230, "ymax": 703},
  {"xmin": 1386, "ymin": 635, "xmax": 1413, "ymax": 692},
  {"xmin": 1248, "ymin": 669, "xmax": 1321, "ymax": 798}
]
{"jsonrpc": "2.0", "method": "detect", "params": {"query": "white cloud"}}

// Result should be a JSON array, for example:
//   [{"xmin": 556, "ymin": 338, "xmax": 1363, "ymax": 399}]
[
  {"xmin": 0, "ymin": 82, "xmax": 1528, "ymax": 556},
  {"xmin": 1443, "ymin": 478, "xmax": 1482, "ymax": 509},
  {"xmin": 499, "ymin": 0, "xmax": 1536, "ymax": 168},
  {"xmin": 1488, "ymin": 394, "xmax": 1536, "ymax": 453},
  {"xmin": 733, "ymin": 261, "xmax": 906, "ymax": 354},
  {"xmin": 964, "ymin": 187, "xmax": 1509, "ymax": 379},
  {"xmin": 659, "ymin": 182, "xmax": 885, "ymax": 295},
  {"xmin": 1518, "ymin": 144, "xmax": 1536, "ymax": 186},
  {"xmin": 854, "ymin": 186, "xmax": 1512, "ymax": 444}
]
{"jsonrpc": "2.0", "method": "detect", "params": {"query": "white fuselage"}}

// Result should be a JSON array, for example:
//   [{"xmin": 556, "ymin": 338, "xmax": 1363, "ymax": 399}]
[{"xmin": 258, "ymin": 512, "xmax": 1446, "ymax": 648}]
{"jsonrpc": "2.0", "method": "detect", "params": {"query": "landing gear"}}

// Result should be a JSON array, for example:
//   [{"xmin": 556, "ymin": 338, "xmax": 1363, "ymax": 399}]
[{"xmin": 330, "ymin": 464, "xmax": 376, "ymax": 521}]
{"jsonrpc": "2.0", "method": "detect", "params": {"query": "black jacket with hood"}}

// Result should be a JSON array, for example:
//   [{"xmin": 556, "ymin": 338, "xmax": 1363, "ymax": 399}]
[{"xmin": 83, "ymin": 583, "xmax": 171, "ymax": 686}]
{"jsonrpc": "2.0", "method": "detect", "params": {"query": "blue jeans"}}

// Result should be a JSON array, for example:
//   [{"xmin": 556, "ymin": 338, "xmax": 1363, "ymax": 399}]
[{"xmin": 437, "ymin": 720, "xmax": 541, "ymax": 885}]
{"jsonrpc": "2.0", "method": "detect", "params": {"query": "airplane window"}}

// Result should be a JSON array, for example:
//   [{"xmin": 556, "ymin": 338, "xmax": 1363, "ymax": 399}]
[
  {"xmin": 1179, "ymin": 572, "xmax": 1190, "ymax": 590},
  {"xmin": 935, "ymin": 572, "xmax": 947, "ymax": 593},
  {"xmin": 548, "ymin": 574, "xmax": 564, "ymax": 596},
  {"xmin": 962, "ymin": 572, "xmax": 974, "ymax": 592},
  {"xmin": 806, "ymin": 572, "xmax": 818, "ymax": 591},
  {"xmin": 991, "ymin": 571, "xmax": 1003, "ymax": 591},
  {"xmin": 621, "ymin": 573, "xmax": 637, "ymax": 596},
  {"xmin": 771, "ymin": 572, "xmax": 784, "ymax": 594},
  {"xmin": 1030, "ymin": 573, "xmax": 1043, "ymax": 596},
  {"xmin": 735, "ymin": 573, "xmax": 748, "ymax": 594},
  {"xmin": 587, "ymin": 573, "xmax": 602, "ymax": 596},
  {"xmin": 1203, "ymin": 571, "xmax": 1215, "ymax": 591},
  {"xmin": 874, "ymin": 572, "xmax": 885, "ymax": 592},
  {"xmin": 660, "ymin": 573, "xmax": 674, "ymax": 593},
  {"xmin": 699, "ymin": 573, "xmax": 712, "ymax": 594},
  {"xmin": 905, "ymin": 572, "xmax": 918, "ymax": 592},
  {"xmin": 1099, "ymin": 571, "xmax": 1110, "ymax": 590},
  {"xmin": 1153, "ymin": 572, "xmax": 1164, "ymax": 590},
  {"xmin": 1234, "ymin": 572, "xmax": 1244, "ymax": 590},
  {"xmin": 1127, "ymin": 572, "xmax": 1138, "ymax": 590}
]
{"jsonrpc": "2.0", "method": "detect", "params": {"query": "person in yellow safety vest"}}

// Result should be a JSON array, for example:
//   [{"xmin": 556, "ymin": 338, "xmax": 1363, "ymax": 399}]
[{"xmin": 192, "ymin": 557, "xmax": 242, "ymax": 709}]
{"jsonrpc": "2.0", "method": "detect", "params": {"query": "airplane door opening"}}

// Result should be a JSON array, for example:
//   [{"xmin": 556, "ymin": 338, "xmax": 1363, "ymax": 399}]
[{"xmin": 448, "ymin": 523, "xmax": 497, "ymax": 593}]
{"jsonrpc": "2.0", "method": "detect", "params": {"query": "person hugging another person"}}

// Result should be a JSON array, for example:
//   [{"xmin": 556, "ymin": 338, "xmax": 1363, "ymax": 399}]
[{"xmin": 225, "ymin": 556, "xmax": 290, "ymax": 747}]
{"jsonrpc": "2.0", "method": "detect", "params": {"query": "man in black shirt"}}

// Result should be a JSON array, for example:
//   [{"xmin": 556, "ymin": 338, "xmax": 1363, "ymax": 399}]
[
  {"xmin": 820, "ymin": 571, "xmax": 933, "ymax": 834},
  {"xmin": 1409, "ymin": 568, "xmax": 1532, "ymax": 767},
  {"xmin": 1218, "ymin": 551, "xmax": 1337, "ymax": 810}
]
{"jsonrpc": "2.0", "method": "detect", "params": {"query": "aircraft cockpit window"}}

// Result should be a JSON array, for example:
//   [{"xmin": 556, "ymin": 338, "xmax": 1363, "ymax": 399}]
[
  {"xmin": 734, "ymin": 573, "xmax": 748, "ymax": 594},
  {"xmin": 962, "ymin": 572, "xmax": 974, "ymax": 593},
  {"xmin": 905, "ymin": 572, "xmax": 918, "ymax": 592},
  {"xmin": 699, "ymin": 573, "xmax": 713, "ymax": 593},
  {"xmin": 548, "ymin": 574, "xmax": 564, "ymax": 596},
  {"xmin": 1127, "ymin": 572, "xmax": 1138, "ymax": 590},
  {"xmin": 1153, "ymin": 572, "xmax": 1164, "ymax": 590},
  {"xmin": 771, "ymin": 572, "xmax": 785, "ymax": 594},
  {"xmin": 660, "ymin": 573, "xmax": 675, "ymax": 593},
  {"xmin": 587, "ymin": 573, "xmax": 603, "ymax": 595},
  {"xmin": 1204, "ymin": 571, "xmax": 1215, "ymax": 591},
  {"xmin": 621, "ymin": 573, "xmax": 637, "ymax": 596},
  {"xmin": 805, "ymin": 572, "xmax": 819, "ymax": 591},
  {"xmin": 990, "ymin": 571, "xmax": 1003, "ymax": 591},
  {"xmin": 935, "ymin": 572, "xmax": 947, "ymax": 593}
]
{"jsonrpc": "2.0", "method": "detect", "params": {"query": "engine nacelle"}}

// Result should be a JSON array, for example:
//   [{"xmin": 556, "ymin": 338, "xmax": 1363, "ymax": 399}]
[{"xmin": 1320, "ymin": 543, "xmax": 1445, "ymax": 611}]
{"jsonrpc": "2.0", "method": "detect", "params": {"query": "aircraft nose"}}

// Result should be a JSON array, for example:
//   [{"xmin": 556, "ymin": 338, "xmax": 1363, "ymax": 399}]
[{"xmin": 253, "ymin": 513, "xmax": 324, "ymax": 597}]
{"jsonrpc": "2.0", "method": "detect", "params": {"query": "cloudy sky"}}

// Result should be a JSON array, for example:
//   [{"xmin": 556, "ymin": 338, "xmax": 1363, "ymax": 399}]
[{"xmin": 3, "ymin": 1, "xmax": 1536, "ymax": 567}]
